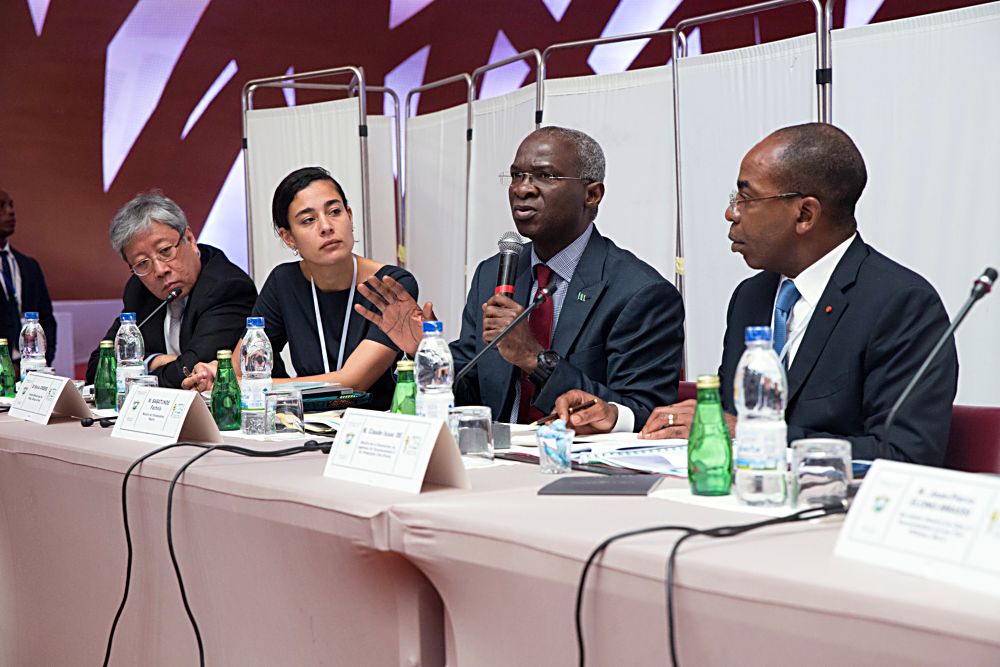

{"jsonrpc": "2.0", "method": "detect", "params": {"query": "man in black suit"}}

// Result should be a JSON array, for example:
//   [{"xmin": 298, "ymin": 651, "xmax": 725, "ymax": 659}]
[
  {"xmin": 0, "ymin": 187, "xmax": 57, "ymax": 364},
  {"xmin": 356, "ymin": 126, "xmax": 685, "ymax": 426},
  {"xmin": 85, "ymin": 191, "xmax": 256, "ymax": 389},
  {"xmin": 560, "ymin": 123, "xmax": 957, "ymax": 465}
]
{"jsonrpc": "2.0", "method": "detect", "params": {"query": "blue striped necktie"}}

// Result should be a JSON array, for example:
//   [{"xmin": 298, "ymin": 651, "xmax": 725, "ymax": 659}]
[{"xmin": 773, "ymin": 279, "xmax": 800, "ymax": 358}]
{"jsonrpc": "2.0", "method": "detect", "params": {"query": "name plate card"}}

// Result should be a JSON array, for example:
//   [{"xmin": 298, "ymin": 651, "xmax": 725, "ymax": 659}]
[
  {"xmin": 324, "ymin": 408, "xmax": 470, "ymax": 493},
  {"xmin": 836, "ymin": 459, "xmax": 1000, "ymax": 596},
  {"xmin": 111, "ymin": 386, "xmax": 222, "ymax": 446},
  {"xmin": 9, "ymin": 373, "xmax": 91, "ymax": 424}
]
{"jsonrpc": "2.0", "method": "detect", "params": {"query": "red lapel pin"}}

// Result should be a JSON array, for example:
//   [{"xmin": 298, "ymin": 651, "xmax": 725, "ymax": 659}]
[{"xmin": 825, "ymin": 306, "xmax": 833, "ymax": 313}]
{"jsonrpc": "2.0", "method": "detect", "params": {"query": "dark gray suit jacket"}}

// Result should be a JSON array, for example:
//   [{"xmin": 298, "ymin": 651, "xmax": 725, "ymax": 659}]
[
  {"xmin": 719, "ymin": 234, "xmax": 958, "ymax": 465},
  {"xmin": 450, "ymin": 227, "xmax": 684, "ymax": 428}
]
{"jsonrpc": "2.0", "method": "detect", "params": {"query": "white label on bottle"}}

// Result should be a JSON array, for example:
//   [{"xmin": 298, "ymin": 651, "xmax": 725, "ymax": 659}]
[
  {"xmin": 416, "ymin": 391, "xmax": 453, "ymax": 422},
  {"xmin": 734, "ymin": 420, "xmax": 787, "ymax": 470},
  {"xmin": 116, "ymin": 365, "xmax": 143, "ymax": 394},
  {"xmin": 19, "ymin": 357, "xmax": 45, "ymax": 381},
  {"xmin": 241, "ymin": 377, "xmax": 271, "ymax": 411}
]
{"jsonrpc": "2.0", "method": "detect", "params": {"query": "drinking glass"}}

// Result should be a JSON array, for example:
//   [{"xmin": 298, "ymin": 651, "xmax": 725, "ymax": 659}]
[
  {"xmin": 124, "ymin": 374, "xmax": 158, "ymax": 396},
  {"xmin": 448, "ymin": 406, "xmax": 494, "ymax": 462},
  {"xmin": 265, "ymin": 388, "xmax": 304, "ymax": 437},
  {"xmin": 537, "ymin": 423, "xmax": 574, "ymax": 474},
  {"xmin": 791, "ymin": 438, "xmax": 852, "ymax": 507}
]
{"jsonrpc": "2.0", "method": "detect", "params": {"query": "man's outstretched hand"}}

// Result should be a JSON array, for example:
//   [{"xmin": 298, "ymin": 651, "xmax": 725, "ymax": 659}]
[{"xmin": 355, "ymin": 275, "xmax": 435, "ymax": 357}]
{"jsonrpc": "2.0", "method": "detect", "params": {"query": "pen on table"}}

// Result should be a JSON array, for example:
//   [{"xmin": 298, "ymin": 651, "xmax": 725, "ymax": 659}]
[{"xmin": 530, "ymin": 399, "xmax": 597, "ymax": 427}]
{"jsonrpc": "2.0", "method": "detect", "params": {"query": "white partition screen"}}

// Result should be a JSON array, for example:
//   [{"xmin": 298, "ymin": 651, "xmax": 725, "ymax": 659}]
[
  {"xmin": 405, "ymin": 104, "xmax": 469, "ymax": 340},
  {"xmin": 544, "ymin": 66, "xmax": 677, "ymax": 282},
  {"xmin": 245, "ymin": 98, "xmax": 364, "ymax": 288},
  {"xmin": 466, "ymin": 84, "xmax": 538, "ymax": 288},
  {"xmin": 678, "ymin": 34, "xmax": 817, "ymax": 379},
  {"xmin": 833, "ymin": 2, "xmax": 1000, "ymax": 405},
  {"xmin": 367, "ymin": 115, "xmax": 400, "ymax": 267}
]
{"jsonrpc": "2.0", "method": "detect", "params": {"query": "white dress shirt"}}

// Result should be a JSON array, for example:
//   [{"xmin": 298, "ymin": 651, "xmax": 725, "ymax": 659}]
[
  {"xmin": 611, "ymin": 233, "xmax": 857, "ymax": 432},
  {"xmin": 772, "ymin": 233, "xmax": 856, "ymax": 367}
]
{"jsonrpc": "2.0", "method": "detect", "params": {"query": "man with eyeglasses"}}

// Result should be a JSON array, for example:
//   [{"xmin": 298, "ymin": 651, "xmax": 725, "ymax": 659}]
[
  {"xmin": 85, "ymin": 191, "xmax": 256, "ymax": 389},
  {"xmin": 0, "ymin": 186, "xmax": 57, "ymax": 366},
  {"xmin": 556, "ymin": 123, "xmax": 958, "ymax": 466},
  {"xmin": 357, "ymin": 126, "xmax": 684, "ymax": 426}
]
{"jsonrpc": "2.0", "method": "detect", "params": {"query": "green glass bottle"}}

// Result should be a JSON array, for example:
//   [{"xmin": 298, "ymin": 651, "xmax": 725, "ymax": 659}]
[
  {"xmin": 211, "ymin": 350, "xmax": 241, "ymax": 431},
  {"xmin": 0, "ymin": 338, "xmax": 16, "ymax": 398},
  {"xmin": 390, "ymin": 359, "xmax": 417, "ymax": 415},
  {"xmin": 94, "ymin": 340, "xmax": 118, "ymax": 410},
  {"xmin": 687, "ymin": 374, "xmax": 733, "ymax": 496}
]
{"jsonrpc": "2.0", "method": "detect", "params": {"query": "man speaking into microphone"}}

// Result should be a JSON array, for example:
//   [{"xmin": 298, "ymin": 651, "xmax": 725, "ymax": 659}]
[
  {"xmin": 357, "ymin": 126, "xmax": 684, "ymax": 426},
  {"xmin": 85, "ymin": 191, "xmax": 256, "ymax": 389}
]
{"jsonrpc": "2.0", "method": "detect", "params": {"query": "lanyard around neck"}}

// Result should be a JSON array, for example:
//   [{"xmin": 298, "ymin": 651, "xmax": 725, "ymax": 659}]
[{"xmin": 310, "ymin": 254, "xmax": 357, "ymax": 374}]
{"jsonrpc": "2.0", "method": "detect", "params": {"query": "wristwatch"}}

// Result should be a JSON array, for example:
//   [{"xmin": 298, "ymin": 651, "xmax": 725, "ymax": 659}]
[{"xmin": 529, "ymin": 349, "xmax": 561, "ymax": 387}]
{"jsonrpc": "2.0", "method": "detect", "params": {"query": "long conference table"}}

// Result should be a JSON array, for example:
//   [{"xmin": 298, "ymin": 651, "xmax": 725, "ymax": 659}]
[{"xmin": 1, "ymin": 413, "xmax": 998, "ymax": 666}]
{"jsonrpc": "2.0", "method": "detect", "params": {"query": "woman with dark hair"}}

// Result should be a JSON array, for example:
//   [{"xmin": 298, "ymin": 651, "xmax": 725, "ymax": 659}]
[{"xmin": 183, "ymin": 166, "xmax": 417, "ymax": 409}]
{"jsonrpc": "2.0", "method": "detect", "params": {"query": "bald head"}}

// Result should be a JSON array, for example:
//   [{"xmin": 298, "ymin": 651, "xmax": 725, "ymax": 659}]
[{"xmin": 764, "ymin": 123, "xmax": 867, "ymax": 227}]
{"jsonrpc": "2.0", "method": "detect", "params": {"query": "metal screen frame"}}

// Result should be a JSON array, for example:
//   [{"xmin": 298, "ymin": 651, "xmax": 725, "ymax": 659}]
[{"xmin": 242, "ymin": 66, "xmax": 371, "ymax": 277}]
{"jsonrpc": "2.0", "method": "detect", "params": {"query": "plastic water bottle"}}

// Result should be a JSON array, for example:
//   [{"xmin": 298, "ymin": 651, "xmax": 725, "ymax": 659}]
[
  {"xmin": 114, "ymin": 312, "xmax": 145, "ymax": 411},
  {"xmin": 733, "ymin": 325, "xmax": 788, "ymax": 506},
  {"xmin": 240, "ymin": 317, "xmax": 272, "ymax": 435},
  {"xmin": 18, "ymin": 312, "xmax": 47, "ymax": 380},
  {"xmin": 414, "ymin": 321, "xmax": 454, "ymax": 422}
]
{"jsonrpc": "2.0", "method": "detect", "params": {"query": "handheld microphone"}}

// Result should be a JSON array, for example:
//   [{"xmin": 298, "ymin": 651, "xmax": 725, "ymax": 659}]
[
  {"xmin": 137, "ymin": 287, "xmax": 182, "ymax": 330},
  {"xmin": 884, "ymin": 266, "xmax": 996, "ymax": 442},
  {"xmin": 495, "ymin": 232, "xmax": 525, "ymax": 296},
  {"xmin": 454, "ymin": 281, "xmax": 558, "ymax": 386}
]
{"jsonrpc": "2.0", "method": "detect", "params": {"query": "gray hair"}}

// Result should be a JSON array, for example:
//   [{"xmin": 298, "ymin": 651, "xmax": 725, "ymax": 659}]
[
  {"xmin": 536, "ymin": 126, "xmax": 606, "ymax": 182},
  {"xmin": 110, "ymin": 190, "xmax": 189, "ymax": 254}
]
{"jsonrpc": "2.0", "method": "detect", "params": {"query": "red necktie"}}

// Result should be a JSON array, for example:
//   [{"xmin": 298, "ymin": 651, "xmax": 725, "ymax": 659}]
[{"xmin": 518, "ymin": 264, "xmax": 553, "ymax": 423}]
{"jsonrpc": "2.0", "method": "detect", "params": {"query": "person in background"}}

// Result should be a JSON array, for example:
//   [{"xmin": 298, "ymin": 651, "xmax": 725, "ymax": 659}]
[
  {"xmin": 182, "ymin": 167, "xmax": 417, "ymax": 410},
  {"xmin": 0, "ymin": 186, "xmax": 56, "ymax": 365},
  {"xmin": 356, "ymin": 126, "xmax": 684, "ymax": 427},
  {"xmin": 555, "ymin": 123, "xmax": 958, "ymax": 466},
  {"xmin": 85, "ymin": 191, "xmax": 257, "ymax": 388}
]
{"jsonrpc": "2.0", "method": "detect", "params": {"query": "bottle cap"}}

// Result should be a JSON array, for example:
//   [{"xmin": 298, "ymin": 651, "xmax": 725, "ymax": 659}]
[
  {"xmin": 744, "ymin": 326, "xmax": 772, "ymax": 343},
  {"xmin": 246, "ymin": 316, "xmax": 265, "ymax": 328},
  {"xmin": 396, "ymin": 359, "xmax": 414, "ymax": 372},
  {"xmin": 99, "ymin": 340, "xmax": 113, "ymax": 348},
  {"xmin": 696, "ymin": 374, "xmax": 721, "ymax": 389},
  {"xmin": 24, "ymin": 311, "xmax": 39, "ymax": 320},
  {"xmin": 217, "ymin": 350, "xmax": 232, "ymax": 359},
  {"xmin": 422, "ymin": 320, "xmax": 443, "ymax": 334},
  {"xmin": 120, "ymin": 312, "xmax": 136, "ymax": 323}
]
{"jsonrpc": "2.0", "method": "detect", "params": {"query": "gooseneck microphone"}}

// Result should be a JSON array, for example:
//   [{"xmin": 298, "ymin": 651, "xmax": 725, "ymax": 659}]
[
  {"xmin": 495, "ymin": 231, "xmax": 525, "ymax": 296},
  {"xmin": 883, "ymin": 267, "xmax": 996, "ymax": 441},
  {"xmin": 137, "ymin": 287, "xmax": 182, "ymax": 330},
  {"xmin": 454, "ymin": 282, "xmax": 558, "ymax": 386}
]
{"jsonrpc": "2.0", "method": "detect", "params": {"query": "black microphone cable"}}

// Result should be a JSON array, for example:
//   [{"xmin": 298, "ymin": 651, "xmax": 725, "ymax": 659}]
[
  {"xmin": 165, "ymin": 441, "xmax": 332, "ymax": 667},
  {"xmin": 102, "ymin": 439, "xmax": 332, "ymax": 667},
  {"xmin": 103, "ymin": 441, "xmax": 210, "ymax": 667},
  {"xmin": 575, "ymin": 503, "xmax": 847, "ymax": 667}
]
